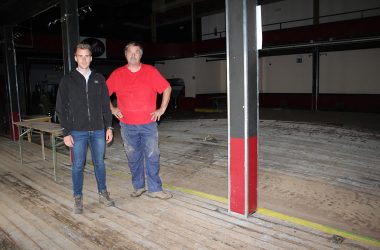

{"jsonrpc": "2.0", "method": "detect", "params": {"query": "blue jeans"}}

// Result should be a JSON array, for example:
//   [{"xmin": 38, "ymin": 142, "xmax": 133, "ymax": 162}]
[
  {"xmin": 71, "ymin": 130, "xmax": 107, "ymax": 197},
  {"xmin": 120, "ymin": 122, "xmax": 162, "ymax": 192}
]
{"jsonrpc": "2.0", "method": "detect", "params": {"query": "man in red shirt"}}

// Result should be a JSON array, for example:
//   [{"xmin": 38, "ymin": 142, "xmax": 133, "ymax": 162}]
[{"xmin": 107, "ymin": 41, "xmax": 172, "ymax": 199}]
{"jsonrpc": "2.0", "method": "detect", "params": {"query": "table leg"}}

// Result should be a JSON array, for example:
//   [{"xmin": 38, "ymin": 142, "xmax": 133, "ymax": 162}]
[
  {"xmin": 18, "ymin": 126, "xmax": 23, "ymax": 164},
  {"xmin": 41, "ymin": 132, "xmax": 46, "ymax": 160},
  {"xmin": 51, "ymin": 135, "xmax": 57, "ymax": 181}
]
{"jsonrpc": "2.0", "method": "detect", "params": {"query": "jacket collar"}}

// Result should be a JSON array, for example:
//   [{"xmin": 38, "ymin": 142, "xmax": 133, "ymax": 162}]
[{"xmin": 70, "ymin": 68, "xmax": 96, "ymax": 77}]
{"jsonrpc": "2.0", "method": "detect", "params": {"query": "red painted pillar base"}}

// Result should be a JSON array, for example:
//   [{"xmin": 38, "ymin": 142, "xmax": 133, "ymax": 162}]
[
  {"xmin": 230, "ymin": 136, "xmax": 258, "ymax": 216},
  {"xmin": 248, "ymin": 136, "xmax": 258, "ymax": 214},
  {"xmin": 11, "ymin": 112, "xmax": 20, "ymax": 141}
]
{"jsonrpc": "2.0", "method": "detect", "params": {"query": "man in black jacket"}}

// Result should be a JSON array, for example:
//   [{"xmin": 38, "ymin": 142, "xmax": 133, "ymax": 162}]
[{"xmin": 56, "ymin": 43, "xmax": 114, "ymax": 214}]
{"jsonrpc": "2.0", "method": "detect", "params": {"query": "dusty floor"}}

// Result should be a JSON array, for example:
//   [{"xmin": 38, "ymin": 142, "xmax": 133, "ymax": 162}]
[
  {"xmin": 15, "ymin": 108, "xmax": 380, "ymax": 245},
  {"xmin": 103, "ymin": 109, "xmax": 380, "ymax": 241},
  {"xmin": 3, "ymin": 137, "xmax": 374, "ymax": 249}
]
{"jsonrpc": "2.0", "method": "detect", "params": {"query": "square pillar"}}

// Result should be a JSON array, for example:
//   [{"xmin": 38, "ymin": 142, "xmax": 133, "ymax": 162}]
[{"xmin": 226, "ymin": 0, "xmax": 259, "ymax": 217}]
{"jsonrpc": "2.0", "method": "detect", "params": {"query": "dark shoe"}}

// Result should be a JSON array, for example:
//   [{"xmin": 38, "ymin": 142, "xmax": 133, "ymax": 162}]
[
  {"xmin": 147, "ymin": 191, "xmax": 173, "ymax": 200},
  {"xmin": 99, "ymin": 190, "xmax": 115, "ymax": 207},
  {"xmin": 130, "ymin": 188, "xmax": 146, "ymax": 197},
  {"xmin": 74, "ymin": 196, "xmax": 83, "ymax": 214}
]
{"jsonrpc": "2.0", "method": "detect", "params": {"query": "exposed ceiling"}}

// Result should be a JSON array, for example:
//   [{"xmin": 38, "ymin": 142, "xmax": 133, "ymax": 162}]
[
  {"xmin": 0, "ymin": 0, "xmax": 60, "ymax": 25},
  {"xmin": 0, "ymin": 0, "xmax": 281, "ymax": 43},
  {"xmin": 1, "ymin": 0, "xmax": 226, "ymax": 43}
]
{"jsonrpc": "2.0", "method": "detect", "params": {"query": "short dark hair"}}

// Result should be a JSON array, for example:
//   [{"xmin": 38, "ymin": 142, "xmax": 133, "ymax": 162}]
[
  {"xmin": 75, "ymin": 43, "xmax": 92, "ymax": 55},
  {"xmin": 124, "ymin": 41, "xmax": 143, "ymax": 55}
]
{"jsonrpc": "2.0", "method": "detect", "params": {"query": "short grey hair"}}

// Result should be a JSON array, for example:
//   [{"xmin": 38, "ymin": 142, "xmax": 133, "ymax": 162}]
[{"xmin": 124, "ymin": 41, "xmax": 143, "ymax": 55}]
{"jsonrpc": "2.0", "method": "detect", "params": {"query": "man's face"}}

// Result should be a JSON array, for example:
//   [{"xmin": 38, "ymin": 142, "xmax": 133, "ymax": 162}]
[
  {"xmin": 74, "ymin": 48, "xmax": 92, "ymax": 70},
  {"xmin": 125, "ymin": 45, "xmax": 142, "ymax": 65}
]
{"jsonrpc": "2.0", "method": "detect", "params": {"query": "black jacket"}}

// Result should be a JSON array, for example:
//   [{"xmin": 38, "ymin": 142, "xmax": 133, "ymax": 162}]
[{"xmin": 55, "ymin": 69, "xmax": 112, "ymax": 136}]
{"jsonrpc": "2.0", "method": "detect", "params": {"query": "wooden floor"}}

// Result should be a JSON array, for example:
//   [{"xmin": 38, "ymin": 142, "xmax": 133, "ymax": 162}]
[
  {"xmin": 0, "ymin": 136, "xmax": 376, "ymax": 249},
  {"xmin": 151, "ymin": 118, "xmax": 380, "ymax": 239}
]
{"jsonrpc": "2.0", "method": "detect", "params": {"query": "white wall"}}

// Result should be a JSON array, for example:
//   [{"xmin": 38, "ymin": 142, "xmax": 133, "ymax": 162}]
[
  {"xmin": 156, "ymin": 58, "xmax": 197, "ymax": 97},
  {"xmin": 259, "ymin": 48, "xmax": 380, "ymax": 94},
  {"xmin": 200, "ymin": 0, "xmax": 380, "ymax": 34},
  {"xmin": 195, "ymin": 58, "xmax": 226, "ymax": 94},
  {"xmin": 155, "ymin": 57, "xmax": 227, "ymax": 97},
  {"xmin": 319, "ymin": 48, "xmax": 380, "ymax": 94},
  {"xmin": 261, "ymin": 0, "xmax": 380, "ymax": 31},
  {"xmin": 260, "ymin": 54, "xmax": 313, "ymax": 93},
  {"xmin": 201, "ymin": 12, "xmax": 226, "ymax": 40},
  {"xmin": 261, "ymin": 0, "xmax": 313, "ymax": 31},
  {"xmin": 156, "ymin": 48, "xmax": 380, "ymax": 96},
  {"xmin": 201, "ymin": 6, "xmax": 262, "ymax": 49},
  {"xmin": 320, "ymin": 0, "xmax": 380, "ymax": 23}
]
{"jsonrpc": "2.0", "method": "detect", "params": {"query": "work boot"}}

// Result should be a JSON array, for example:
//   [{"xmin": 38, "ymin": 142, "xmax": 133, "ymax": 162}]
[
  {"xmin": 74, "ymin": 196, "xmax": 83, "ymax": 214},
  {"xmin": 99, "ymin": 190, "xmax": 115, "ymax": 207},
  {"xmin": 130, "ymin": 188, "xmax": 146, "ymax": 197},
  {"xmin": 147, "ymin": 191, "xmax": 173, "ymax": 200}
]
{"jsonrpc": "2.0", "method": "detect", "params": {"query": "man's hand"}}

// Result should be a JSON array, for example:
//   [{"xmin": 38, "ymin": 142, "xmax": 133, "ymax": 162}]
[
  {"xmin": 150, "ymin": 108, "xmax": 166, "ymax": 121},
  {"xmin": 63, "ymin": 135, "xmax": 74, "ymax": 147},
  {"xmin": 151, "ymin": 85, "xmax": 171, "ymax": 122},
  {"xmin": 106, "ymin": 129, "xmax": 113, "ymax": 144},
  {"xmin": 111, "ymin": 106, "xmax": 124, "ymax": 119}
]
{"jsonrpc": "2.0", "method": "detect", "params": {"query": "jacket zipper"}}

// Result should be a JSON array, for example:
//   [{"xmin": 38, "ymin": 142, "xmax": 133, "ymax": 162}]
[{"xmin": 86, "ymin": 78, "xmax": 91, "ymax": 125}]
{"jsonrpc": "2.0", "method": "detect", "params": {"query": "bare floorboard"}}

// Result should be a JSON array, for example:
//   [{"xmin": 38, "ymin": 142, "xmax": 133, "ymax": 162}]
[
  {"xmin": 153, "ymin": 119, "xmax": 380, "ymax": 240},
  {"xmin": 0, "ymin": 135, "xmax": 377, "ymax": 249}
]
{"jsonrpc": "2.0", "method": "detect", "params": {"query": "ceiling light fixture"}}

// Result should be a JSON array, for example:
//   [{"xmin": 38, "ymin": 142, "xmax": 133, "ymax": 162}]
[{"xmin": 47, "ymin": 5, "xmax": 92, "ymax": 27}]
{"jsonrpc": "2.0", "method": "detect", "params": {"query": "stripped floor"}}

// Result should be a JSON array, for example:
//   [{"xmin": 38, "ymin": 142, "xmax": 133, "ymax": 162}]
[
  {"xmin": 1, "ymin": 110, "xmax": 379, "ymax": 249},
  {"xmin": 0, "ymin": 137, "xmax": 376, "ymax": 249},
  {"xmin": 107, "ymin": 115, "xmax": 380, "ymax": 243}
]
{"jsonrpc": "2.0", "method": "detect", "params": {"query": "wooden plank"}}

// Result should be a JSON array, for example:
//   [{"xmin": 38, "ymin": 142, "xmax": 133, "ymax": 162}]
[
  {"xmin": 159, "ymin": 199, "xmax": 324, "ymax": 249},
  {"xmin": 22, "ymin": 116, "xmax": 52, "ymax": 142},
  {"xmin": 1, "ymin": 143, "xmax": 185, "ymax": 249},
  {"xmin": 0, "ymin": 194, "xmax": 61, "ymax": 249},
  {"xmin": 0, "ymin": 166, "xmax": 100, "ymax": 249},
  {"xmin": 1, "ymin": 141, "xmax": 274, "ymax": 249},
  {"xmin": 14, "ymin": 121, "xmax": 62, "ymax": 135},
  {"xmin": 0, "ymin": 227, "xmax": 17, "ymax": 250},
  {"xmin": 0, "ymin": 187, "xmax": 81, "ymax": 250},
  {"xmin": 22, "ymin": 116, "xmax": 52, "ymax": 123},
  {"xmin": 3, "ymin": 152, "xmax": 223, "ymax": 249},
  {"xmin": 0, "ymin": 130, "xmax": 378, "ymax": 249},
  {"xmin": 0, "ymin": 212, "xmax": 40, "ymax": 250},
  {"xmin": 0, "ymin": 159, "xmax": 142, "ymax": 249}
]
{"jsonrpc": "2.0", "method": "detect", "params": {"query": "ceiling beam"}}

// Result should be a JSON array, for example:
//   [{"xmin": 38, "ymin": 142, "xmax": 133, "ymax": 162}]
[
  {"xmin": 0, "ymin": 0, "xmax": 59, "ymax": 25},
  {"xmin": 258, "ymin": 0, "xmax": 284, "ymax": 5}
]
